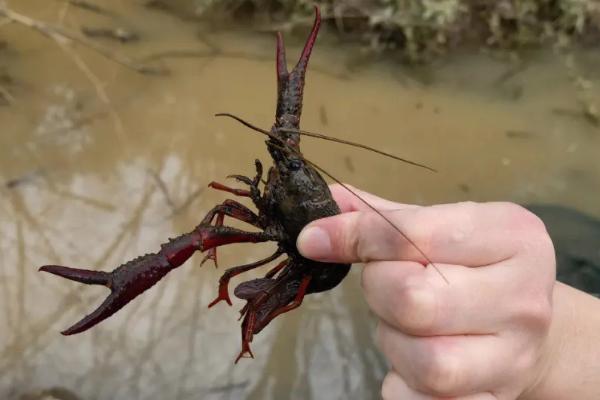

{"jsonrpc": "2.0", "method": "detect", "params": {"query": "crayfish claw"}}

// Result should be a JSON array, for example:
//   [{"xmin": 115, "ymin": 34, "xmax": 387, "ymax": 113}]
[
  {"xmin": 41, "ymin": 250, "xmax": 180, "ymax": 335},
  {"xmin": 60, "ymin": 292, "xmax": 121, "ymax": 335},
  {"xmin": 39, "ymin": 265, "xmax": 110, "ymax": 286}
]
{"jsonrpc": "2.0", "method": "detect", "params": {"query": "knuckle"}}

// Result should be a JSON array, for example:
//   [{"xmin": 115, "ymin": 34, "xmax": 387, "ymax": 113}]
[
  {"xmin": 400, "ymin": 208, "xmax": 432, "ymax": 249},
  {"xmin": 500, "ymin": 202, "xmax": 546, "ymax": 233},
  {"xmin": 514, "ymin": 293, "xmax": 553, "ymax": 333},
  {"xmin": 417, "ymin": 346, "xmax": 464, "ymax": 395},
  {"xmin": 419, "ymin": 202, "xmax": 477, "ymax": 253},
  {"xmin": 354, "ymin": 212, "xmax": 388, "ymax": 262},
  {"xmin": 513, "ymin": 347, "xmax": 540, "ymax": 377},
  {"xmin": 496, "ymin": 203, "xmax": 556, "ymax": 261},
  {"xmin": 393, "ymin": 276, "xmax": 438, "ymax": 333},
  {"xmin": 533, "ymin": 229, "xmax": 556, "ymax": 267}
]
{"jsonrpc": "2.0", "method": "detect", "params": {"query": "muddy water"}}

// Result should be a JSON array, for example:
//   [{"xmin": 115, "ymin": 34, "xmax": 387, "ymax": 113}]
[{"xmin": 1, "ymin": 1, "xmax": 599, "ymax": 399}]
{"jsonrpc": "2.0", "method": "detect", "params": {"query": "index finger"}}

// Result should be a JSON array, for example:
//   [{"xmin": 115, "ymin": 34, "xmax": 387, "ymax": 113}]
[{"xmin": 329, "ymin": 183, "xmax": 416, "ymax": 213}]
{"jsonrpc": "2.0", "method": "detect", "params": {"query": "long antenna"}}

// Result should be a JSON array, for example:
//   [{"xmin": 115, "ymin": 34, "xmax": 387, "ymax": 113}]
[
  {"xmin": 215, "ymin": 113, "xmax": 436, "ymax": 172},
  {"xmin": 216, "ymin": 112, "xmax": 449, "ymax": 284},
  {"xmin": 216, "ymin": 113, "xmax": 271, "ymax": 135},
  {"xmin": 279, "ymin": 127, "xmax": 436, "ymax": 172}
]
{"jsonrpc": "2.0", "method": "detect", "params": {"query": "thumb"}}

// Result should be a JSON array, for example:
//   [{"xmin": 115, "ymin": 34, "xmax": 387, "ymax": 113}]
[{"xmin": 296, "ymin": 210, "xmax": 420, "ymax": 264}]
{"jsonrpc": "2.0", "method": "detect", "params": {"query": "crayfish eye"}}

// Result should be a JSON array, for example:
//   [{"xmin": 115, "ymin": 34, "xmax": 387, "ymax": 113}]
[{"xmin": 288, "ymin": 159, "xmax": 302, "ymax": 170}]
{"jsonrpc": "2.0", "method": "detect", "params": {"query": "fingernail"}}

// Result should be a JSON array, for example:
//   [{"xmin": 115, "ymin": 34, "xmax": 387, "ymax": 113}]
[{"xmin": 297, "ymin": 226, "xmax": 331, "ymax": 259}]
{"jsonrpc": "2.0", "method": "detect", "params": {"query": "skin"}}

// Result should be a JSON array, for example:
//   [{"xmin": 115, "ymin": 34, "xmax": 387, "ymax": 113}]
[{"xmin": 296, "ymin": 184, "xmax": 600, "ymax": 400}]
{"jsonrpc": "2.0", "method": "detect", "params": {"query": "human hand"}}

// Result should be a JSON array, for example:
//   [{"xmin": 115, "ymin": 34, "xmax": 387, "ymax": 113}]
[{"xmin": 297, "ymin": 184, "xmax": 556, "ymax": 399}]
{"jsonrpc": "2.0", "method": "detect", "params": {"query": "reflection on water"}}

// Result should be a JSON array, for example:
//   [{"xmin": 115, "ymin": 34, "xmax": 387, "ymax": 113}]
[{"xmin": 1, "ymin": 1, "xmax": 599, "ymax": 399}]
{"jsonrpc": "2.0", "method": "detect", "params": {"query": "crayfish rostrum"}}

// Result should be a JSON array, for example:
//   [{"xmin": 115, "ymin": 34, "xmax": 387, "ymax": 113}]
[{"xmin": 40, "ymin": 6, "xmax": 351, "ymax": 363}]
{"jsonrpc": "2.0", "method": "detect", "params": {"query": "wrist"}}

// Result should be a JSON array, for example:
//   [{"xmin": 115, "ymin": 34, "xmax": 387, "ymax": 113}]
[{"xmin": 522, "ymin": 282, "xmax": 600, "ymax": 399}]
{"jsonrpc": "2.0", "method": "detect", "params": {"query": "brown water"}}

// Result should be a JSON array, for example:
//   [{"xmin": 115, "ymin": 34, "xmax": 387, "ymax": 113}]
[{"xmin": 1, "ymin": 1, "xmax": 599, "ymax": 399}]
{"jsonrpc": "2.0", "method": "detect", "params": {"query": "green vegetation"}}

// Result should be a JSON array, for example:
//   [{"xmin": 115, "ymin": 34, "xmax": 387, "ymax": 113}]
[{"xmin": 191, "ymin": 0, "xmax": 600, "ymax": 61}]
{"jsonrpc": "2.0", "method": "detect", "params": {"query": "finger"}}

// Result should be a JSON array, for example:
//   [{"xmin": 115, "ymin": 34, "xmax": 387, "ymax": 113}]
[
  {"xmin": 381, "ymin": 370, "xmax": 498, "ymax": 400},
  {"xmin": 361, "ymin": 260, "xmax": 547, "ymax": 335},
  {"xmin": 377, "ymin": 321, "xmax": 508, "ymax": 397},
  {"xmin": 328, "ymin": 183, "xmax": 415, "ymax": 213},
  {"xmin": 297, "ymin": 201, "xmax": 545, "ymax": 266}
]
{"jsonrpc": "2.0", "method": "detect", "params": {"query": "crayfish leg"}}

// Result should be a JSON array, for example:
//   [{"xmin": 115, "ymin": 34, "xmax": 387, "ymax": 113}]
[
  {"xmin": 207, "ymin": 250, "xmax": 283, "ymax": 308},
  {"xmin": 200, "ymin": 200, "xmax": 262, "ymax": 268},
  {"xmin": 235, "ymin": 339, "xmax": 255, "ymax": 364},
  {"xmin": 200, "ymin": 213, "xmax": 224, "ymax": 268},
  {"xmin": 207, "ymin": 181, "xmax": 251, "ymax": 198}
]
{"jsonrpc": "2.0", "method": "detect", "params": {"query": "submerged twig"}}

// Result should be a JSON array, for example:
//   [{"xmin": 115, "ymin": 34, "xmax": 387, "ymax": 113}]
[
  {"xmin": 55, "ymin": 38, "xmax": 126, "ymax": 136},
  {"xmin": 0, "ymin": 83, "xmax": 13, "ymax": 104},
  {"xmin": 0, "ymin": 5, "xmax": 166, "ymax": 75},
  {"xmin": 146, "ymin": 167, "xmax": 205, "ymax": 218},
  {"xmin": 81, "ymin": 26, "xmax": 140, "ymax": 43},
  {"xmin": 68, "ymin": 0, "xmax": 114, "ymax": 16},
  {"xmin": 146, "ymin": 168, "xmax": 176, "ymax": 212},
  {"xmin": 170, "ymin": 185, "xmax": 204, "ymax": 217},
  {"xmin": 5, "ymin": 169, "xmax": 43, "ymax": 189}
]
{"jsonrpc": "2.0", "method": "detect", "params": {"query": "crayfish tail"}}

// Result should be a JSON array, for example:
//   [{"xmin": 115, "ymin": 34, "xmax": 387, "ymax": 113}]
[{"xmin": 39, "ymin": 265, "xmax": 110, "ymax": 286}]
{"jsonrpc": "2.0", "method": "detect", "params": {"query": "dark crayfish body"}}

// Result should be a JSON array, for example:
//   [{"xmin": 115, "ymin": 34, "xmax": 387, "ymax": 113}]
[
  {"xmin": 39, "ymin": 6, "xmax": 350, "ymax": 362},
  {"xmin": 265, "ymin": 159, "xmax": 350, "ymax": 293}
]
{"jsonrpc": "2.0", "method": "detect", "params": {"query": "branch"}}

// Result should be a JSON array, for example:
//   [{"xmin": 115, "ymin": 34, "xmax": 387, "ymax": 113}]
[{"xmin": 0, "ymin": 5, "xmax": 167, "ymax": 75}]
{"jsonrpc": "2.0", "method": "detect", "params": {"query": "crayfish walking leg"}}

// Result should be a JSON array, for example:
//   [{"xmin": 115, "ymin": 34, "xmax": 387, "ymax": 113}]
[
  {"xmin": 200, "ymin": 161, "xmax": 265, "ymax": 266},
  {"xmin": 199, "ymin": 199, "xmax": 262, "ymax": 267},
  {"xmin": 207, "ymin": 248, "xmax": 283, "ymax": 307}
]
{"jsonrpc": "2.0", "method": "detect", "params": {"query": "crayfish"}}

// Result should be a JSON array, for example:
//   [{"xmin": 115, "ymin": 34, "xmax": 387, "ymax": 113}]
[{"xmin": 39, "ymin": 6, "xmax": 435, "ymax": 362}]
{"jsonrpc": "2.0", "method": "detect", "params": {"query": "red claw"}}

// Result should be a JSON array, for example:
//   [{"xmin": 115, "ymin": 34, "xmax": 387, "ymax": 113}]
[
  {"xmin": 40, "ymin": 251, "xmax": 174, "ymax": 335},
  {"xmin": 40, "ymin": 225, "xmax": 274, "ymax": 335}
]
